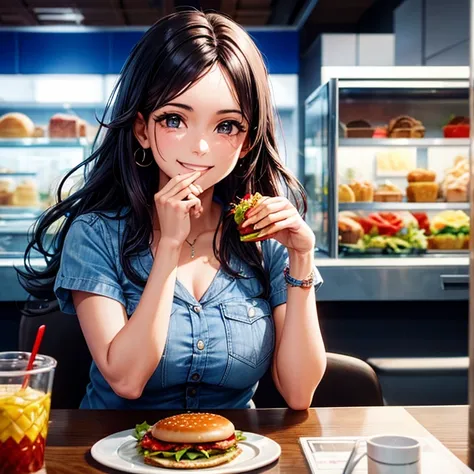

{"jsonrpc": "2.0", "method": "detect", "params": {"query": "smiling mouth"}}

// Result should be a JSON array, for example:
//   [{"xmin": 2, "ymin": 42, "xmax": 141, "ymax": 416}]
[{"xmin": 177, "ymin": 161, "xmax": 214, "ymax": 172}]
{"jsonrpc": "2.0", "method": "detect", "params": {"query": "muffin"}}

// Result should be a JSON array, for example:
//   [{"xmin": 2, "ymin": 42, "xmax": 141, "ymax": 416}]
[
  {"xmin": 374, "ymin": 182, "xmax": 403, "ymax": 202},
  {"xmin": 407, "ymin": 169, "xmax": 436, "ymax": 183},
  {"xmin": 0, "ymin": 178, "xmax": 14, "ymax": 205},
  {"xmin": 348, "ymin": 181, "xmax": 374, "ymax": 202},
  {"xmin": 338, "ymin": 216, "xmax": 364, "ymax": 244},
  {"xmin": 406, "ymin": 169, "xmax": 438, "ymax": 202},
  {"xmin": 338, "ymin": 184, "xmax": 355, "ymax": 203},
  {"xmin": 11, "ymin": 179, "xmax": 40, "ymax": 207}
]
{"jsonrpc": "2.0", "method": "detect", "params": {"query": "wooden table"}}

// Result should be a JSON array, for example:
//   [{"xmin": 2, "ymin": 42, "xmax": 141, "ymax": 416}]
[{"xmin": 44, "ymin": 406, "xmax": 471, "ymax": 473}]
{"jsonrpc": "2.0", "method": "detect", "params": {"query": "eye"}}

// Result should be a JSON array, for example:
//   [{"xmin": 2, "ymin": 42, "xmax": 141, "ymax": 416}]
[
  {"xmin": 216, "ymin": 120, "xmax": 246, "ymax": 136},
  {"xmin": 155, "ymin": 113, "xmax": 183, "ymax": 129}
]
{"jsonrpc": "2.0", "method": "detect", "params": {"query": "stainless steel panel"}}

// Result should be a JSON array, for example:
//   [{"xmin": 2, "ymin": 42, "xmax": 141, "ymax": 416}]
[
  {"xmin": 425, "ymin": 0, "xmax": 470, "ymax": 59},
  {"xmin": 394, "ymin": 0, "xmax": 423, "ymax": 66}
]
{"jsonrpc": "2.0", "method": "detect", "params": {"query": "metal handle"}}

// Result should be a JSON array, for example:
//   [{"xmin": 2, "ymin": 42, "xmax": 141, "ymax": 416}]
[
  {"xmin": 343, "ymin": 440, "xmax": 366, "ymax": 474},
  {"xmin": 440, "ymin": 274, "xmax": 469, "ymax": 290}
]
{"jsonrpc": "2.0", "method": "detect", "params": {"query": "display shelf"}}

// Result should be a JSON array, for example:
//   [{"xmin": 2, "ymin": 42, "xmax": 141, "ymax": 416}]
[
  {"xmin": 339, "ymin": 202, "xmax": 470, "ymax": 212},
  {"xmin": 0, "ymin": 138, "xmax": 89, "ymax": 148},
  {"xmin": 339, "ymin": 138, "xmax": 469, "ymax": 147},
  {"xmin": 0, "ymin": 172, "xmax": 37, "ymax": 177}
]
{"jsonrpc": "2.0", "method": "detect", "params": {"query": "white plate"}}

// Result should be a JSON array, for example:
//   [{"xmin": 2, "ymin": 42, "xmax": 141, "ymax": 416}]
[{"xmin": 91, "ymin": 430, "xmax": 281, "ymax": 473}]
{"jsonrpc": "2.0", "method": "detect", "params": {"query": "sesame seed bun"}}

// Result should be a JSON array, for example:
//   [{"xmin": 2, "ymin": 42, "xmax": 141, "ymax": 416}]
[{"xmin": 151, "ymin": 413, "xmax": 235, "ymax": 444}]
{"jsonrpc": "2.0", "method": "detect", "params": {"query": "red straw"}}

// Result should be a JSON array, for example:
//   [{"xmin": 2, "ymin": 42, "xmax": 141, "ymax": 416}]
[{"xmin": 21, "ymin": 325, "xmax": 46, "ymax": 390}]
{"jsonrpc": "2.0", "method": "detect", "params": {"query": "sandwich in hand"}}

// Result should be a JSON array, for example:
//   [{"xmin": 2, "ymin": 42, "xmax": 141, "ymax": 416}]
[
  {"xmin": 134, "ymin": 413, "xmax": 245, "ymax": 469},
  {"xmin": 231, "ymin": 192, "xmax": 269, "ymax": 242}
]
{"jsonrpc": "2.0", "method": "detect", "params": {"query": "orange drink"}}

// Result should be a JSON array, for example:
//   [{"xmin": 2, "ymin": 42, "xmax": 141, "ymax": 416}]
[{"xmin": 0, "ymin": 353, "xmax": 56, "ymax": 474}]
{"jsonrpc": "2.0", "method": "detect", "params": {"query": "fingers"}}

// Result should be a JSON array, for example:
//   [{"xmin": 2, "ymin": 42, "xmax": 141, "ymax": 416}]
[
  {"xmin": 252, "ymin": 208, "xmax": 296, "ymax": 231},
  {"xmin": 174, "ymin": 185, "xmax": 201, "ymax": 202},
  {"xmin": 156, "ymin": 171, "xmax": 202, "ymax": 200},
  {"xmin": 242, "ymin": 197, "xmax": 290, "ymax": 228},
  {"xmin": 183, "ymin": 195, "xmax": 202, "ymax": 215},
  {"xmin": 258, "ymin": 214, "xmax": 302, "ymax": 239}
]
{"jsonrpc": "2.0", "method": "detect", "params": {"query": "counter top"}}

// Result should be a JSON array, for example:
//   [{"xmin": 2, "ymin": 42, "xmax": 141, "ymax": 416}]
[
  {"xmin": 43, "ymin": 406, "xmax": 472, "ymax": 473},
  {"xmin": 0, "ymin": 256, "xmax": 469, "ymax": 268},
  {"xmin": 0, "ymin": 256, "xmax": 469, "ymax": 302}
]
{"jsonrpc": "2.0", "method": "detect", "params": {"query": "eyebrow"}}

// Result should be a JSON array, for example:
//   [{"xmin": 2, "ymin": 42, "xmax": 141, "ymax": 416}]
[{"xmin": 165, "ymin": 102, "xmax": 243, "ymax": 116}]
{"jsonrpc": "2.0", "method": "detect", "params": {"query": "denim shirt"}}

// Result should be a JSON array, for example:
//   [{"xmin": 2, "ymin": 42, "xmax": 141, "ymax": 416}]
[{"xmin": 54, "ymin": 212, "xmax": 323, "ymax": 410}]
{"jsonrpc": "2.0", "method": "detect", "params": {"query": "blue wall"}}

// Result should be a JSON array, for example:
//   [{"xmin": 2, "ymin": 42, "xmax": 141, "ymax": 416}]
[{"xmin": 0, "ymin": 29, "xmax": 298, "ymax": 75}]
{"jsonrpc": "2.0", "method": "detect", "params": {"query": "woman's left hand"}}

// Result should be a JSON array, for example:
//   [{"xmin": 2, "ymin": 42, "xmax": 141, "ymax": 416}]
[{"xmin": 241, "ymin": 196, "xmax": 315, "ymax": 254}]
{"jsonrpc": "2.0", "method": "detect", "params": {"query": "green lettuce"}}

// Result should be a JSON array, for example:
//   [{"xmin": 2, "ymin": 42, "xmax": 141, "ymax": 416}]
[{"xmin": 133, "ymin": 422, "xmax": 150, "ymax": 441}]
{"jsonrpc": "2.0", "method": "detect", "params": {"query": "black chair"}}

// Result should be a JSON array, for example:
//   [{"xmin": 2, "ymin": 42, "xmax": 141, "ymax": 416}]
[
  {"xmin": 19, "ymin": 300, "xmax": 384, "ymax": 408},
  {"xmin": 18, "ymin": 299, "xmax": 92, "ymax": 409},
  {"xmin": 253, "ymin": 352, "xmax": 384, "ymax": 408}
]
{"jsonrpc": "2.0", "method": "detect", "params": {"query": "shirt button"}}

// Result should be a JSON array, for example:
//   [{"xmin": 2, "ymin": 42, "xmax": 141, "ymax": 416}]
[
  {"xmin": 191, "ymin": 373, "xmax": 200, "ymax": 381},
  {"xmin": 193, "ymin": 306, "xmax": 201, "ymax": 313},
  {"xmin": 188, "ymin": 387, "xmax": 197, "ymax": 397},
  {"xmin": 197, "ymin": 340, "xmax": 205, "ymax": 350},
  {"xmin": 248, "ymin": 307, "xmax": 256, "ymax": 318}
]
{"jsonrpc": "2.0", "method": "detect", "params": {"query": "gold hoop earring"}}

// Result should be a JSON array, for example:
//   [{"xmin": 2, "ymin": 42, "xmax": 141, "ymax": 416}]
[{"xmin": 134, "ymin": 147, "xmax": 153, "ymax": 168}]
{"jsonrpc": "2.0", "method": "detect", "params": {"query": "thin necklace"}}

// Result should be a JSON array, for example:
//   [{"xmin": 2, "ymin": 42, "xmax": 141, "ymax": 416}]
[
  {"xmin": 184, "ymin": 237, "xmax": 198, "ymax": 259},
  {"xmin": 184, "ymin": 230, "xmax": 210, "ymax": 259}
]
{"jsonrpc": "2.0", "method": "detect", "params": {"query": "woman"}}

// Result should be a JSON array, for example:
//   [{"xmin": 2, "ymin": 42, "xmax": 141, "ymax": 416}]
[{"xmin": 19, "ymin": 10, "xmax": 326, "ymax": 410}]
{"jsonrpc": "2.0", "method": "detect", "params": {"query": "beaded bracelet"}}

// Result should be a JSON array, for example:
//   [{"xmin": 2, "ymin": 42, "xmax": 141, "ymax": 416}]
[{"xmin": 283, "ymin": 265, "xmax": 314, "ymax": 289}]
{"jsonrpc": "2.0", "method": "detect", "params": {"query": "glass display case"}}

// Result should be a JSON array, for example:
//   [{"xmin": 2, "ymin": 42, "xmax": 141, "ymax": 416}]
[
  {"xmin": 304, "ymin": 71, "xmax": 470, "ymax": 258},
  {"xmin": 0, "ymin": 138, "xmax": 89, "ymax": 257}
]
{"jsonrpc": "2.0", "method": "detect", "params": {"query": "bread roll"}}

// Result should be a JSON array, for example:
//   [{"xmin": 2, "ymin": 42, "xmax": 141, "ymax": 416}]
[
  {"xmin": 338, "ymin": 184, "xmax": 355, "ymax": 203},
  {"xmin": 0, "ymin": 113, "xmax": 35, "ymax": 138},
  {"xmin": 349, "ymin": 181, "xmax": 374, "ymax": 202}
]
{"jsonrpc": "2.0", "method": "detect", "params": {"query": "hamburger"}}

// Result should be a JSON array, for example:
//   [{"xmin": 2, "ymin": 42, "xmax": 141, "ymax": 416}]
[
  {"xmin": 231, "ymin": 192, "xmax": 269, "ymax": 242},
  {"xmin": 134, "ymin": 413, "xmax": 245, "ymax": 469}
]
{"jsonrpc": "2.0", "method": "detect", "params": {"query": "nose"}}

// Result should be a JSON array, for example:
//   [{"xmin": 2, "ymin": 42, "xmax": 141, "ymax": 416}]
[{"xmin": 192, "ymin": 138, "xmax": 210, "ymax": 156}]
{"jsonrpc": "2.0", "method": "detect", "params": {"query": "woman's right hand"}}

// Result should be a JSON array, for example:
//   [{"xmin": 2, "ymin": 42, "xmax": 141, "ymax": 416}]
[{"xmin": 154, "ymin": 171, "xmax": 203, "ymax": 248}]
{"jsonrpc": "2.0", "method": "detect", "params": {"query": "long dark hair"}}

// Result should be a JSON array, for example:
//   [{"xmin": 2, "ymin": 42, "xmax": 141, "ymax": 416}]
[{"xmin": 18, "ymin": 10, "xmax": 306, "ymax": 300}]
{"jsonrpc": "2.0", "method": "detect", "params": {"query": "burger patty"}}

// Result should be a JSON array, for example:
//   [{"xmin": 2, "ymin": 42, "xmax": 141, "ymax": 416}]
[{"xmin": 140, "ymin": 432, "xmax": 237, "ymax": 453}]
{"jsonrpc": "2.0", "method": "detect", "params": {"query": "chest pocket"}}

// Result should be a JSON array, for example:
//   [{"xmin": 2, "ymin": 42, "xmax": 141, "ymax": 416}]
[{"xmin": 220, "ymin": 297, "xmax": 275, "ymax": 368}]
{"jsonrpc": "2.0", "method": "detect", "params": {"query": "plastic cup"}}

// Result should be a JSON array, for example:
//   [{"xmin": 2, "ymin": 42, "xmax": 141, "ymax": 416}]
[{"xmin": 0, "ymin": 352, "xmax": 56, "ymax": 474}]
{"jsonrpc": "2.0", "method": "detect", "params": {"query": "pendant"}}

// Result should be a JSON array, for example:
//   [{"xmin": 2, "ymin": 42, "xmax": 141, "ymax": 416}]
[{"xmin": 191, "ymin": 245, "xmax": 195, "ymax": 259}]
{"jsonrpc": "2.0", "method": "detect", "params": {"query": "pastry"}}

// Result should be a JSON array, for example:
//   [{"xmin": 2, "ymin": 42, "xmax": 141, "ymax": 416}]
[
  {"xmin": 0, "ymin": 178, "xmax": 14, "ymax": 205},
  {"xmin": 11, "ymin": 179, "xmax": 40, "ymax": 207},
  {"xmin": 0, "ymin": 113, "xmax": 35, "ymax": 138},
  {"xmin": 388, "ymin": 115, "xmax": 425, "ymax": 138},
  {"xmin": 446, "ymin": 173, "xmax": 468, "ymax": 202},
  {"xmin": 344, "ymin": 120, "xmax": 374, "ymax": 138},
  {"xmin": 406, "ymin": 169, "xmax": 438, "ymax": 202},
  {"xmin": 441, "ymin": 156, "xmax": 469, "ymax": 201},
  {"xmin": 338, "ymin": 184, "xmax": 355, "ymax": 203},
  {"xmin": 49, "ymin": 114, "xmax": 81, "ymax": 138},
  {"xmin": 348, "ymin": 181, "xmax": 374, "ymax": 202},
  {"xmin": 338, "ymin": 216, "xmax": 364, "ymax": 244},
  {"xmin": 374, "ymin": 182, "xmax": 403, "ymax": 202},
  {"xmin": 443, "ymin": 116, "xmax": 469, "ymax": 138},
  {"xmin": 33, "ymin": 126, "xmax": 45, "ymax": 138}
]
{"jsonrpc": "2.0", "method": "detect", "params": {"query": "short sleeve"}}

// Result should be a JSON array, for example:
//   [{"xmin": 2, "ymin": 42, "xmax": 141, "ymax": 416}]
[
  {"xmin": 262, "ymin": 239, "xmax": 323, "ymax": 309},
  {"xmin": 54, "ymin": 213, "xmax": 126, "ymax": 314}
]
